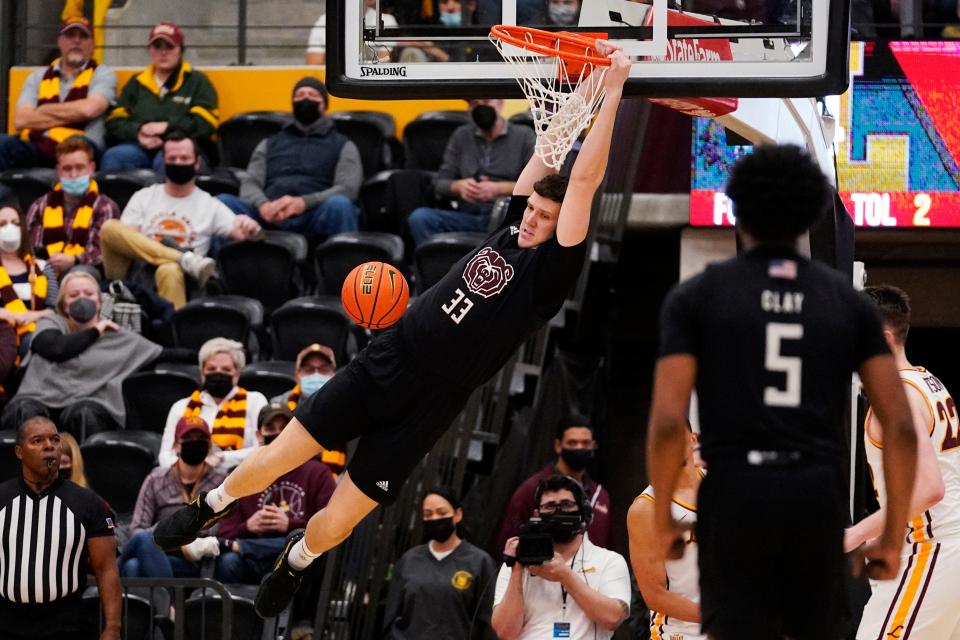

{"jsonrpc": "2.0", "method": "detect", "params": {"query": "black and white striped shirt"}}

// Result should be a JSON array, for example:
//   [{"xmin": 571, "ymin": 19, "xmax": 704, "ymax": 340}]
[{"xmin": 0, "ymin": 475, "xmax": 113, "ymax": 605}]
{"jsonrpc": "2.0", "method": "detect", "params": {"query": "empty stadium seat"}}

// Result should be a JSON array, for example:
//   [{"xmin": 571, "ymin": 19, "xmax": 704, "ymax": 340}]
[
  {"xmin": 270, "ymin": 296, "xmax": 352, "ymax": 364},
  {"xmin": 0, "ymin": 168, "xmax": 58, "ymax": 210},
  {"xmin": 358, "ymin": 169, "xmax": 436, "ymax": 235},
  {"xmin": 330, "ymin": 111, "xmax": 395, "ymax": 177},
  {"xmin": 172, "ymin": 299, "xmax": 251, "ymax": 351},
  {"xmin": 94, "ymin": 169, "xmax": 161, "ymax": 210},
  {"xmin": 123, "ymin": 370, "xmax": 199, "ymax": 434},
  {"xmin": 82, "ymin": 589, "xmax": 154, "ymax": 640},
  {"xmin": 263, "ymin": 229, "xmax": 308, "ymax": 262},
  {"xmin": 402, "ymin": 111, "xmax": 470, "ymax": 171},
  {"xmin": 314, "ymin": 231, "xmax": 405, "ymax": 295},
  {"xmin": 414, "ymin": 232, "xmax": 487, "ymax": 293},
  {"xmin": 195, "ymin": 171, "xmax": 241, "ymax": 197},
  {"xmin": 238, "ymin": 368, "xmax": 296, "ymax": 399},
  {"xmin": 218, "ymin": 111, "xmax": 292, "ymax": 169},
  {"xmin": 0, "ymin": 430, "xmax": 18, "ymax": 483},
  {"xmin": 81, "ymin": 439, "xmax": 155, "ymax": 516},
  {"xmin": 218, "ymin": 240, "xmax": 297, "ymax": 314},
  {"xmin": 85, "ymin": 429, "xmax": 163, "ymax": 459},
  {"xmin": 509, "ymin": 110, "xmax": 536, "ymax": 130},
  {"xmin": 152, "ymin": 362, "xmax": 201, "ymax": 384},
  {"xmin": 184, "ymin": 585, "xmax": 265, "ymax": 640}
]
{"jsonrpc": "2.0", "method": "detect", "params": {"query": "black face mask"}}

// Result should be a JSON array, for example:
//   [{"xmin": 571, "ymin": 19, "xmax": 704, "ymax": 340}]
[
  {"xmin": 165, "ymin": 162, "xmax": 196, "ymax": 185},
  {"xmin": 422, "ymin": 517, "xmax": 456, "ymax": 543},
  {"xmin": 203, "ymin": 372, "xmax": 234, "ymax": 399},
  {"xmin": 540, "ymin": 512, "xmax": 582, "ymax": 544},
  {"xmin": 262, "ymin": 434, "xmax": 279, "ymax": 446},
  {"xmin": 67, "ymin": 297, "xmax": 98, "ymax": 324},
  {"xmin": 179, "ymin": 439, "xmax": 209, "ymax": 465},
  {"xmin": 560, "ymin": 448, "xmax": 594, "ymax": 472},
  {"xmin": 471, "ymin": 104, "xmax": 497, "ymax": 130},
  {"xmin": 293, "ymin": 99, "xmax": 322, "ymax": 125}
]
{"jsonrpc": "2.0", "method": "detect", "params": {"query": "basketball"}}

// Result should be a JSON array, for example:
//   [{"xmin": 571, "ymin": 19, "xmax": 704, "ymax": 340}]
[{"xmin": 341, "ymin": 261, "xmax": 410, "ymax": 330}]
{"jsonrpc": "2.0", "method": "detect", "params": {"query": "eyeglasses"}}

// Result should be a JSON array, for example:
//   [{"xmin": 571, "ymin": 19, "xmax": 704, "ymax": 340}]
[{"xmin": 538, "ymin": 500, "xmax": 579, "ymax": 513}]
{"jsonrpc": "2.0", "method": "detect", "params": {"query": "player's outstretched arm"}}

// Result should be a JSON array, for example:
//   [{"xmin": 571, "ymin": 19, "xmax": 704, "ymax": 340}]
[
  {"xmin": 846, "ymin": 384, "xmax": 944, "ymax": 551},
  {"xmin": 555, "ymin": 44, "xmax": 630, "ymax": 247},
  {"xmin": 627, "ymin": 496, "xmax": 701, "ymax": 623},
  {"xmin": 855, "ymin": 354, "xmax": 918, "ymax": 579},
  {"xmin": 646, "ymin": 354, "xmax": 697, "ymax": 559}
]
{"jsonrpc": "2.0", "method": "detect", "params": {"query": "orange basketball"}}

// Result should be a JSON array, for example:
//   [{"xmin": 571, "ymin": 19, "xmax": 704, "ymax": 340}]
[{"xmin": 341, "ymin": 261, "xmax": 410, "ymax": 330}]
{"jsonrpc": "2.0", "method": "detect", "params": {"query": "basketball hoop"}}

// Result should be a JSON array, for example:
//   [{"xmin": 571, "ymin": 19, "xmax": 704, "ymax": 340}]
[{"xmin": 490, "ymin": 25, "xmax": 612, "ymax": 170}]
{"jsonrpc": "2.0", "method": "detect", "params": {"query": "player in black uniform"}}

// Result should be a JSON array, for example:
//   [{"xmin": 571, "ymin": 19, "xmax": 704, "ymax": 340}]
[
  {"xmin": 153, "ymin": 42, "xmax": 632, "ymax": 617},
  {"xmin": 646, "ymin": 144, "xmax": 919, "ymax": 640}
]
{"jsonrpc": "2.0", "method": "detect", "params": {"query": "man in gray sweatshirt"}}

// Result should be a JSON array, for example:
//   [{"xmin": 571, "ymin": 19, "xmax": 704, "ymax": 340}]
[{"xmin": 217, "ymin": 77, "xmax": 362, "ymax": 242}]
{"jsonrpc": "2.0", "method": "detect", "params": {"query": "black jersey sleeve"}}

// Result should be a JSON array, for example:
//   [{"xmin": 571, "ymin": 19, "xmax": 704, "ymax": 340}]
[
  {"xmin": 500, "ymin": 194, "xmax": 528, "ymax": 229},
  {"xmin": 76, "ymin": 486, "xmax": 116, "ymax": 538},
  {"xmin": 658, "ymin": 277, "xmax": 702, "ymax": 358},
  {"xmin": 853, "ymin": 291, "xmax": 891, "ymax": 367},
  {"xmin": 533, "ymin": 237, "xmax": 588, "ymax": 317}
]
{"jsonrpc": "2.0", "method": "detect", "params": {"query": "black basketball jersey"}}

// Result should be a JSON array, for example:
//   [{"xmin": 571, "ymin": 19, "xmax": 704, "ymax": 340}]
[
  {"xmin": 400, "ymin": 196, "xmax": 586, "ymax": 389},
  {"xmin": 659, "ymin": 246, "xmax": 889, "ymax": 467}
]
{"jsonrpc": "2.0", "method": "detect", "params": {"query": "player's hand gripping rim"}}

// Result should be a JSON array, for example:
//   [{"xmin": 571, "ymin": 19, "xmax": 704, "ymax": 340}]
[{"xmin": 851, "ymin": 537, "xmax": 902, "ymax": 581}]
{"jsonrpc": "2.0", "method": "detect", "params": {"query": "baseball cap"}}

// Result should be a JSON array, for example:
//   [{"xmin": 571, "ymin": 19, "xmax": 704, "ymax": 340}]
[
  {"xmin": 60, "ymin": 17, "xmax": 93, "ymax": 37},
  {"xmin": 149, "ymin": 21, "xmax": 184, "ymax": 47},
  {"xmin": 175, "ymin": 416, "xmax": 210, "ymax": 440},
  {"xmin": 258, "ymin": 402, "xmax": 294, "ymax": 428},
  {"xmin": 295, "ymin": 343, "xmax": 336, "ymax": 372}
]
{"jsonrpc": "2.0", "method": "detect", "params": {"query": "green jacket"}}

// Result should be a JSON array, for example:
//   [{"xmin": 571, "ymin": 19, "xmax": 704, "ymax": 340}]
[{"xmin": 106, "ymin": 60, "xmax": 219, "ymax": 147}]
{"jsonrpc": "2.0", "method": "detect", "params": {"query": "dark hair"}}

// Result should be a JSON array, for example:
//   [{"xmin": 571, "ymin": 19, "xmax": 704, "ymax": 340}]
[
  {"xmin": 162, "ymin": 131, "xmax": 198, "ymax": 158},
  {"xmin": 17, "ymin": 416, "xmax": 57, "ymax": 444},
  {"xmin": 725, "ymin": 144, "xmax": 832, "ymax": 244},
  {"xmin": 864, "ymin": 284, "xmax": 911, "ymax": 344},
  {"xmin": 533, "ymin": 174, "xmax": 568, "ymax": 204},
  {"xmin": 422, "ymin": 485, "xmax": 462, "ymax": 512},
  {"xmin": 534, "ymin": 473, "xmax": 592, "ymax": 526},
  {"xmin": 555, "ymin": 413, "xmax": 592, "ymax": 439},
  {"xmin": 55, "ymin": 136, "xmax": 94, "ymax": 162},
  {"xmin": 0, "ymin": 202, "xmax": 33, "ymax": 262}
]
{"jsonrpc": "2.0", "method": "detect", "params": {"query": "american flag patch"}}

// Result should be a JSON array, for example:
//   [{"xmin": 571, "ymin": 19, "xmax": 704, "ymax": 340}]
[{"xmin": 768, "ymin": 259, "xmax": 797, "ymax": 280}]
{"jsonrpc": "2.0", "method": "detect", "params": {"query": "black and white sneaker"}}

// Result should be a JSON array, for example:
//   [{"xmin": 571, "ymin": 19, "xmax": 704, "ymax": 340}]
[
  {"xmin": 153, "ymin": 491, "xmax": 235, "ymax": 550},
  {"xmin": 255, "ymin": 529, "xmax": 307, "ymax": 618}
]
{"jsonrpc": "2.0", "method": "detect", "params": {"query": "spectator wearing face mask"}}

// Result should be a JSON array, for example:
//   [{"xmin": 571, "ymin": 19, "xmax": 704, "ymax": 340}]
[
  {"xmin": 1, "ymin": 270, "xmax": 165, "ymax": 436},
  {"xmin": 496, "ymin": 416, "xmax": 613, "ymax": 553},
  {"xmin": 25, "ymin": 138, "xmax": 118, "ymax": 277},
  {"xmin": 0, "ymin": 203, "xmax": 58, "ymax": 356},
  {"xmin": 159, "ymin": 337, "xmax": 268, "ymax": 469},
  {"xmin": 546, "ymin": 0, "xmax": 581, "ymax": 25},
  {"xmin": 270, "ymin": 343, "xmax": 346, "ymax": 476},
  {"xmin": 120, "ymin": 416, "xmax": 228, "ymax": 578},
  {"xmin": 382, "ymin": 487, "xmax": 497, "ymax": 640},
  {"xmin": 212, "ymin": 403, "xmax": 336, "ymax": 585},
  {"xmin": 407, "ymin": 98, "xmax": 535, "ymax": 246},
  {"xmin": 216, "ymin": 77, "xmax": 360, "ymax": 244}
]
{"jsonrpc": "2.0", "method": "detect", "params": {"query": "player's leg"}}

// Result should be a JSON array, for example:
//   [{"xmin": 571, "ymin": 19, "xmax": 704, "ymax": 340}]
[
  {"xmin": 153, "ymin": 418, "xmax": 325, "ymax": 549},
  {"xmin": 254, "ymin": 472, "xmax": 377, "ymax": 617}
]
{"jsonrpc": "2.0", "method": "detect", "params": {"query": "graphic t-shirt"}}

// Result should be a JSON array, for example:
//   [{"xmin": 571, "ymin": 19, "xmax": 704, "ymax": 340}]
[
  {"xmin": 121, "ymin": 184, "xmax": 235, "ymax": 256},
  {"xmin": 400, "ymin": 195, "xmax": 586, "ymax": 389}
]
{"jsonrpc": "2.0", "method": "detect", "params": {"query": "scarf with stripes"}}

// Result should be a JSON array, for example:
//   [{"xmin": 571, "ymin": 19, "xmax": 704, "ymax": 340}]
[
  {"xmin": 286, "ymin": 385, "xmax": 301, "ymax": 412},
  {"xmin": 0, "ymin": 255, "xmax": 47, "ymax": 337},
  {"xmin": 20, "ymin": 58, "xmax": 97, "ymax": 158},
  {"xmin": 183, "ymin": 387, "xmax": 248, "ymax": 451},
  {"xmin": 40, "ymin": 180, "xmax": 99, "ymax": 257}
]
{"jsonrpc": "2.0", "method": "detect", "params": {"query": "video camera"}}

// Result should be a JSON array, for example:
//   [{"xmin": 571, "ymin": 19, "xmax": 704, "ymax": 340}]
[{"xmin": 506, "ymin": 512, "xmax": 583, "ymax": 566}]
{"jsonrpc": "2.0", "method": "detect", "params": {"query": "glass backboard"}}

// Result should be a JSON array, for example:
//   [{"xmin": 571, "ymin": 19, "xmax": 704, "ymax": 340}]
[{"xmin": 325, "ymin": 0, "xmax": 850, "ymax": 99}]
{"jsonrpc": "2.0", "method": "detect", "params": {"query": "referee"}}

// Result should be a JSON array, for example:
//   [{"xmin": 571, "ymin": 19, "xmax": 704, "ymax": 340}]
[
  {"xmin": 0, "ymin": 416, "xmax": 120, "ymax": 640},
  {"xmin": 646, "ymin": 145, "xmax": 918, "ymax": 640}
]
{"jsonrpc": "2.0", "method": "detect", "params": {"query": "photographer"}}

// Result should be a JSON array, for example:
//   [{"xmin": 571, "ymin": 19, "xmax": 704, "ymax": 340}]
[{"xmin": 492, "ymin": 475, "xmax": 630, "ymax": 640}]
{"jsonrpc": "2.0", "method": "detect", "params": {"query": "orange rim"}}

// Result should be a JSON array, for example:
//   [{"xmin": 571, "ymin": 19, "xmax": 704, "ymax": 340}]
[{"xmin": 490, "ymin": 24, "xmax": 612, "ymax": 66}]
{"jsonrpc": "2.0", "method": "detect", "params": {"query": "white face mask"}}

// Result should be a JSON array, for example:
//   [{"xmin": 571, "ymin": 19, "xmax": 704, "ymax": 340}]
[
  {"xmin": 548, "ymin": 2, "xmax": 579, "ymax": 25},
  {"xmin": 0, "ymin": 224, "xmax": 21, "ymax": 253}
]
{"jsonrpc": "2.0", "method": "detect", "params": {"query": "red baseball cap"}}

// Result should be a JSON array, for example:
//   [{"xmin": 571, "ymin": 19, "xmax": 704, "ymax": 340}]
[
  {"xmin": 149, "ymin": 21, "xmax": 184, "ymax": 47},
  {"xmin": 60, "ymin": 17, "xmax": 93, "ymax": 37},
  {"xmin": 175, "ymin": 416, "xmax": 210, "ymax": 440}
]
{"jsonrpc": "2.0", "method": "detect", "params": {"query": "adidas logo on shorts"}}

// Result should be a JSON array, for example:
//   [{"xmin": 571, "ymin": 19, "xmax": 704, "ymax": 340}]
[{"xmin": 376, "ymin": 481, "xmax": 389, "ymax": 492}]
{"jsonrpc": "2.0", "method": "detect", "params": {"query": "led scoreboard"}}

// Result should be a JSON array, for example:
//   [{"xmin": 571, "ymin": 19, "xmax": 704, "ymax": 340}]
[{"xmin": 690, "ymin": 41, "xmax": 960, "ymax": 229}]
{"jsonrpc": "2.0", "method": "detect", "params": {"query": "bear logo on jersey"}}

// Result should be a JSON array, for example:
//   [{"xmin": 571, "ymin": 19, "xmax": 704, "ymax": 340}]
[{"xmin": 462, "ymin": 247, "xmax": 514, "ymax": 298}]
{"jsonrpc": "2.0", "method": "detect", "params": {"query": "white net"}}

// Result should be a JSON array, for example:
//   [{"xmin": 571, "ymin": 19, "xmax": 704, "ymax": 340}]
[{"xmin": 490, "ymin": 30, "xmax": 609, "ymax": 170}]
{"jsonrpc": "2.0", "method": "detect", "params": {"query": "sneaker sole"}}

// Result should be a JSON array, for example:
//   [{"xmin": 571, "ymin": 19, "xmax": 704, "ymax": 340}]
[{"xmin": 255, "ymin": 530, "xmax": 305, "ymax": 618}]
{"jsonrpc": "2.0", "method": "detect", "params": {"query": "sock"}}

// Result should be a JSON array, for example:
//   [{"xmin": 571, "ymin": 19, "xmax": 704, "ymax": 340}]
[
  {"xmin": 288, "ymin": 537, "xmax": 322, "ymax": 571},
  {"xmin": 205, "ymin": 485, "xmax": 237, "ymax": 513}
]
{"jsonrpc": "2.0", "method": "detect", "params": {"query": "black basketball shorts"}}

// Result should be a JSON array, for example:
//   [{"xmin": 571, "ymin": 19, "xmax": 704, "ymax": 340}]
[
  {"xmin": 696, "ymin": 462, "xmax": 848, "ymax": 640},
  {"xmin": 294, "ymin": 327, "xmax": 472, "ymax": 505}
]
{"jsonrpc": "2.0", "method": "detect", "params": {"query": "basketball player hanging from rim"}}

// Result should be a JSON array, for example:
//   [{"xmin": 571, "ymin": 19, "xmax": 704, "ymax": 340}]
[
  {"xmin": 154, "ymin": 40, "xmax": 633, "ymax": 617},
  {"xmin": 646, "ymin": 144, "xmax": 920, "ymax": 640}
]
